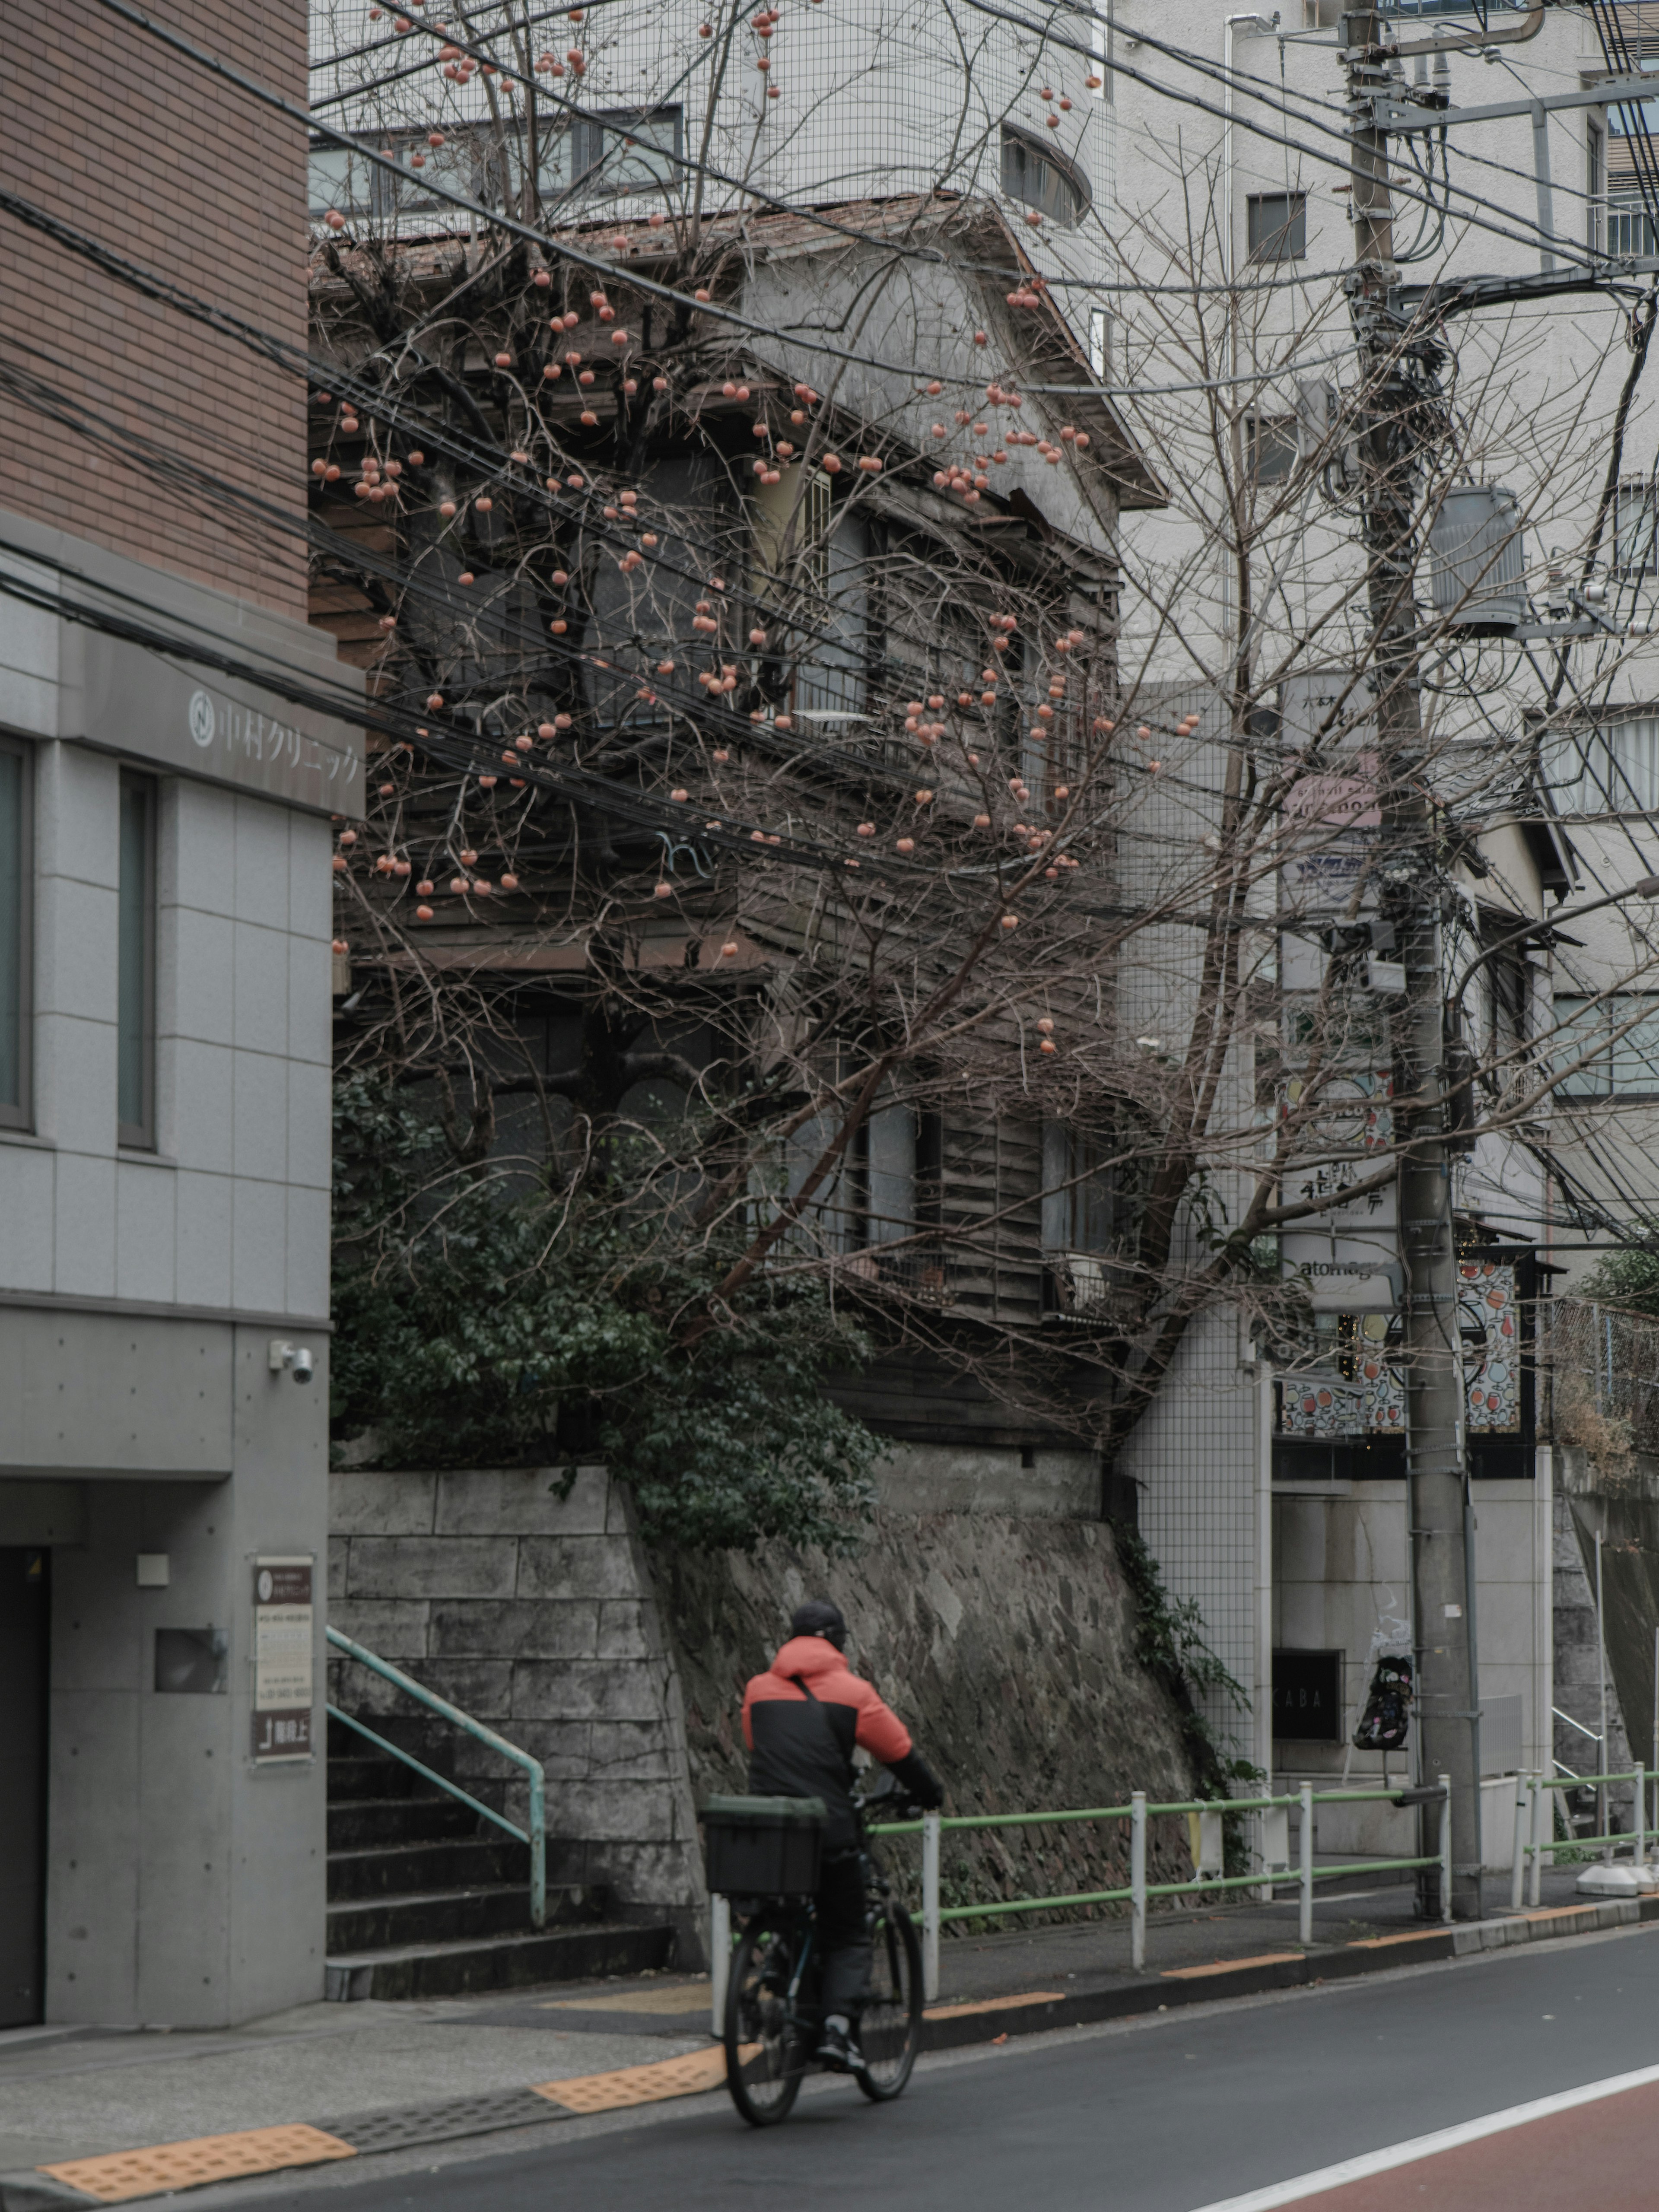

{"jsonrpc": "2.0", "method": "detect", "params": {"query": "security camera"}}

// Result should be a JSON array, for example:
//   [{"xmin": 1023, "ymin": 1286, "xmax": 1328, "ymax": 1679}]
[{"xmin": 267, "ymin": 1339, "xmax": 315, "ymax": 1384}]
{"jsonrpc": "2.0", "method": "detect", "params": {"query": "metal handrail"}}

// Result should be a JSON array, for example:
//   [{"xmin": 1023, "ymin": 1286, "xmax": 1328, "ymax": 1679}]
[
  {"xmin": 1509, "ymin": 1765, "xmax": 1649, "ymax": 1910},
  {"xmin": 870, "ymin": 1779, "xmax": 1452, "ymax": 1999},
  {"xmin": 327, "ymin": 1625, "xmax": 547, "ymax": 1928}
]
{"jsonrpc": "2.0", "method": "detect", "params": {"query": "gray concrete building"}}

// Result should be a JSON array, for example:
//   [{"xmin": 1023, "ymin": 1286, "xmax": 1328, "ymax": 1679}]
[{"xmin": 2, "ymin": 7, "xmax": 359, "ymax": 2030}]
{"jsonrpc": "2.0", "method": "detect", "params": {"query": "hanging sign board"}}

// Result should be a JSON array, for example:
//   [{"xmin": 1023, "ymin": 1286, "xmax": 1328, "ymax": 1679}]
[{"xmin": 252, "ymin": 1556, "xmax": 315, "ymax": 1762}]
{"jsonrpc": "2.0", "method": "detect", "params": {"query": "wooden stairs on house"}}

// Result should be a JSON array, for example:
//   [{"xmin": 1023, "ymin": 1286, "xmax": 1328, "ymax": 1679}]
[{"xmin": 324, "ymin": 1720, "xmax": 673, "ymax": 2000}]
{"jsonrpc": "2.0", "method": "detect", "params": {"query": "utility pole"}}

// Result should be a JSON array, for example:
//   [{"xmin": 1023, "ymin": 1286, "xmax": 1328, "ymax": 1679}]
[{"xmin": 1342, "ymin": 7, "xmax": 1483, "ymax": 1920}]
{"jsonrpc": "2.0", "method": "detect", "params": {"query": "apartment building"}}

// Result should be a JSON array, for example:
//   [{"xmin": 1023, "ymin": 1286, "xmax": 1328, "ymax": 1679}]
[
  {"xmin": 0, "ymin": 5, "xmax": 360, "ymax": 2026},
  {"xmin": 1098, "ymin": 0, "xmax": 1659, "ymax": 1816}
]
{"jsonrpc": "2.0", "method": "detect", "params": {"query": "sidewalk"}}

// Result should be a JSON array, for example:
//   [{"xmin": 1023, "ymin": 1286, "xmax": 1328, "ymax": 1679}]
[{"xmin": 0, "ymin": 1865, "xmax": 1627, "ymax": 2209}]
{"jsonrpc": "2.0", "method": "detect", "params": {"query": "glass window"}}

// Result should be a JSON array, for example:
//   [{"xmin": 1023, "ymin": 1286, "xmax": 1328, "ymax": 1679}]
[
  {"xmin": 117, "ymin": 774, "xmax": 156, "ymax": 1149},
  {"xmin": 1550, "ymin": 994, "xmax": 1659, "ymax": 1097},
  {"xmin": 0, "ymin": 739, "xmax": 29, "ymax": 1128},
  {"xmin": 1041, "ymin": 1122, "xmax": 1119, "ymax": 1251},
  {"xmin": 1611, "ymin": 997, "xmax": 1659, "ymax": 1096},
  {"xmin": 1608, "ymin": 191, "xmax": 1657, "ymax": 257},
  {"xmin": 572, "ymin": 108, "xmax": 683, "ymax": 192},
  {"xmin": 798, "ymin": 487, "xmax": 869, "ymax": 718},
  {"xmin": 1588, "ymin": 121, "xmax": 1605, "ymax": 252},
  {"xmin": 1544, "ymin": 716, "xmax": 1659, "ymax": 815},
  {"xmin": 1248, "ymin": 191, "xmax": 1306, "ymax": 262},
  {"xmin": 1247, "ymin": 413, "xmax": 1298, "ymax": 484},
  {"xmin": 1615, "ymin": 475, "xmax": 1659, "ymax": 575},
  {"xmin": 1000, "ymin": 127, "xmax": 1090, "ymax": 229}
]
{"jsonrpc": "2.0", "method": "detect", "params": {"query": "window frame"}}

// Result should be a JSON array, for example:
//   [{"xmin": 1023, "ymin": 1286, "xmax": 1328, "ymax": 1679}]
[
  {"xmin": 117, "ymin": 770, "xmax": 157, "ymax": 1151},
  {"xmin": 1246, "ymin": 411, "xmax": 1299, "ymax": 485},
  {"xmin": 999, "ymin": 124, "xmax": 1091, "ymax": 229},
  {"xmin": 0, "ymin": 733, "xmax": 33, "ymax": 1132},
  {"xmin": 1615, "ymin": 473, "xmax": 1659, "ymax": 577},
  {"xmin": 1587, "ymin": 118, "xmax": 1605, "ymax": 253},
  {"xmin": 1246, "ymin": 189, "xmax": 1308, "ymax": 263}
]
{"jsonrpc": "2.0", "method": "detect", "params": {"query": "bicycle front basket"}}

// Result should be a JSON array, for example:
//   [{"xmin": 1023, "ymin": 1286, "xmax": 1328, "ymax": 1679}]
[{"xmin": 702, "ymin": 1795, "xmax": 826, "ymax": 1897}]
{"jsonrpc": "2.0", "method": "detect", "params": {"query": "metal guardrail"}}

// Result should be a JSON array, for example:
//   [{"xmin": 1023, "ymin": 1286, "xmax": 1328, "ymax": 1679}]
[
  {"xmin": 870, "ymin": 1781, "xmax": 1452, "ymax": 2001},
  {"xmin": 326, "ymin": 1625, "xmax": 547, "ymax": 1928},
  {"xmin": 1510, "ymin": 1764, "xmax": 1649, "ymax": 1911}
]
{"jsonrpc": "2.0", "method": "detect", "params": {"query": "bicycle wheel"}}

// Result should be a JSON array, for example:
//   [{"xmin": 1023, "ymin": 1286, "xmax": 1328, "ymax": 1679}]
[
  {"xmin": 855, "ymin": 1900, "xmax": 924, "ymax": 2101},
  {"xmin": 723, "ymin": 1913, "xmax": 809, "ymax": 2126}
]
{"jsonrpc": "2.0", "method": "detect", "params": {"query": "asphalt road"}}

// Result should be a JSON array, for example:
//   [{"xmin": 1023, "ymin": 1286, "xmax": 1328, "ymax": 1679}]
[{"xmin": 236, "ymin": 1924, "xmax": 1659, "ymax": 2212}]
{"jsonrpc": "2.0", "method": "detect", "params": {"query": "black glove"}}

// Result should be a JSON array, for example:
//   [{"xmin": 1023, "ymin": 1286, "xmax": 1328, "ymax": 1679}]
[{"xmin": 888, "ymin": 1750, "xmax": 944, "ymax": 1810}]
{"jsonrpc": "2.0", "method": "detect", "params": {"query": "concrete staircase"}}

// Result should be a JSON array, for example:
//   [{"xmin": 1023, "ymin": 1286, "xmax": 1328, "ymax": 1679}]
[{"xmin": 324, "ymin": 1723, "xmax": 673, "ymax": 2000}]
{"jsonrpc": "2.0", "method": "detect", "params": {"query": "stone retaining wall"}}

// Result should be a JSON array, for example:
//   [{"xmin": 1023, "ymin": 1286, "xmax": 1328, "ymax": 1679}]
[
  {"xmin": 330, "ymin": 1462, "xmax": 1206, "ymax": 1952},
  {"xmin": 327, "ymin": 1465, "xmax": 706, "ymax": 1962}
]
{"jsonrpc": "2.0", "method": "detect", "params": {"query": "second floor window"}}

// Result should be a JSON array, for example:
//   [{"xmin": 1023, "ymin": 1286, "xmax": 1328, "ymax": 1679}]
[
  {"xmin": 1246, "ymin": 412, "xmax": 1298, "ymax": 484},
  {"xmin": 1554, "ymin": 994, "xmax": 1659, "ymax": 1099},
  {"xmin": 1247, "ymin": 190, "xmax": 1306, "ymax": 262},
  {"xmin": 1000, "ymin": 126, "xmax": 1090, "ymax": 229},
  {"xmin": 1543, "ymin": 714, "xmax": 1659, "ymax": 815},
  {"xmin": 1615, "ymin": 474, "xmax": 1659, "ymax": 575}
]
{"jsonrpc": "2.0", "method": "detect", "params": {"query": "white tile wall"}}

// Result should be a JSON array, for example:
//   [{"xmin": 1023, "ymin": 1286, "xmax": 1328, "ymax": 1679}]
[
  {"xmin": 230, "ymin": 1176, "xmax": 287, "ymax": 1315},
  {"xmin": 174, "ymin": 1169, "xmax": 233, "ymax": 1309},
  {"xmin": 233, "ymin": 798, "xmax": 292, "ymax": 933},
  {"xmin": 54, "ymin": 1152, "xmax": 116, "ymax": 1295},
  {"xmin": 171, "ymin": 1040, "xmax": 235, "ymax": 1176},
  {"xmin": 0, "ymin": 736, "xmax": 334, "ymax": 1322},
  {"xmin": 231, "ymin": 1047, "xmax": 289, "ymax": 1182},
  {"xmin": 232, "ymin": 920, "xmax": 289, "ymax": 1057},
  {"xmin": 171, "ymin": 907, "xmax": 236, "ymax": 1047},
  {"xmin": 0, "ymin": 1142, "xmax": 55, "ymax": 1289},
  {"xmin": 114, "ymin": 1160, "xmax": 177, "ymax": 1305}
]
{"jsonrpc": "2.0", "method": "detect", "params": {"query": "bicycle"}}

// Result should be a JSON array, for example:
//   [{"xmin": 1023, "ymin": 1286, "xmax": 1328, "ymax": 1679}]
[{"xmin": 721, "ymin": 1782, "xmax": 927, "ymax": 2127}]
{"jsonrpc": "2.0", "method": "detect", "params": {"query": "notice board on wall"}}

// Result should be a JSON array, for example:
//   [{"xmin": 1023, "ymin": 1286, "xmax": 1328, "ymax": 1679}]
[{"xmin": 252, "ymin": 1556, "xmax": 315, "ymax": 1761}]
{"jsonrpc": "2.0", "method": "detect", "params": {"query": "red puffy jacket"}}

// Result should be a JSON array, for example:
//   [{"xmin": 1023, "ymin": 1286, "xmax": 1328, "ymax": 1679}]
[{"xmin": 742, "ymin": 1634, "xmax": 939, "ymax": 1849}]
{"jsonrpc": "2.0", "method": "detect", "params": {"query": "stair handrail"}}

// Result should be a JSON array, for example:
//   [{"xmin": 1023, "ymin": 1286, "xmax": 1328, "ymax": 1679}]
[{"xmin": 327, "ymin": 1625, "xmax": 546, "ymax": 1929}]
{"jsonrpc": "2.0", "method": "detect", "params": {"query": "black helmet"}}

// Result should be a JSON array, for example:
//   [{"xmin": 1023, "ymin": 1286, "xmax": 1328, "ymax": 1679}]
[{"xmin": 790, "ymin": 1599, "xmax": 848, "ymax": 1650}]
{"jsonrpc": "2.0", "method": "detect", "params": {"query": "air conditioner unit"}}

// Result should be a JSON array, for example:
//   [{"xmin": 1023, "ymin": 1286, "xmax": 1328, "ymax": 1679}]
[{"xmin": 1429, "ymin": 485, "xmax": 1526, "ymax": 636}]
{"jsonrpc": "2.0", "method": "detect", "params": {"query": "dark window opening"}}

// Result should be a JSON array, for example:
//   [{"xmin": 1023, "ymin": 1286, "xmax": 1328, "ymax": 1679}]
[
  {"xmin": 1247, "ymin": 190, "xmax": 1306, "ymax": 262},
  {"xmin": 1000, "ymin": 126, "xmax": 1090, "ymax": 229}
]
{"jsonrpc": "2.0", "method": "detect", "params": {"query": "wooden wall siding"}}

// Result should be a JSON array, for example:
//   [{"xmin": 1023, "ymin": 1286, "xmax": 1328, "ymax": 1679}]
[{"xmin": 941, "ymin": 1112, "xmax": 1045, "ymax": 1325}]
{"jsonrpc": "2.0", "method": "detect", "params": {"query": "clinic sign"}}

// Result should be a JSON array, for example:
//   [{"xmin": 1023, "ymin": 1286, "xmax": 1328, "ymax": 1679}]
[
  {"xmin": 81, "ymin": 631, "xmax": 363, "ymax": 814},
  {"xmin": 252, "ymin": 1557, "xmax": 315, "ymax": 1762}
]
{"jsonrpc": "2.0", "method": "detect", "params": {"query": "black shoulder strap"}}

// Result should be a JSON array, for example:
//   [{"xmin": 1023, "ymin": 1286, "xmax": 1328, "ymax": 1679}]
[{"xmin": 790, "ymin": 1673, "xmax": 819, "ymax": 1701}]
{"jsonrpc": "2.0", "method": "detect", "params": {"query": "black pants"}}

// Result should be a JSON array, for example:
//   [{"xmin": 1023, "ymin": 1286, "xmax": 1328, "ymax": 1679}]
[{"xmin": 817, "ymin": 1848, "xmax": 871, "ymax": 2019}]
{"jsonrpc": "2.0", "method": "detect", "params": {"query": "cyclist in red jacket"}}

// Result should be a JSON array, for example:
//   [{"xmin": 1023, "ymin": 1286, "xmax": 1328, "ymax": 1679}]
[{"xmin": 741, "ymin": 1599, "xmax": 943, "ymax": 2073}]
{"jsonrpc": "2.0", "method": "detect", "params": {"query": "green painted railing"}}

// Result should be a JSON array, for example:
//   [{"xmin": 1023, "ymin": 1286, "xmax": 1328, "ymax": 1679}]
[
  {"xmin": 327, "ymin": 1625, "xmax": 547, "ymax": 1928},
  {"xmin": 1510, "ymin": 1764, "xmax": 1650, "ymax": 1910},
  {"xmin": 870, "ymin": 1780, "xmax": 1452, "ymax": 1998}
]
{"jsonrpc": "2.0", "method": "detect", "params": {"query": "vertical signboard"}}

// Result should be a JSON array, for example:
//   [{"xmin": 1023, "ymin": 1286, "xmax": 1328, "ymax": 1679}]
[{"xmin": 252, "ymin": 1557, "xmax": 315, "ymax": 1761}]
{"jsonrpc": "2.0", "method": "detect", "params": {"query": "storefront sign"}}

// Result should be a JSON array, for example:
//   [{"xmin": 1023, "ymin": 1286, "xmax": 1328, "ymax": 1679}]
[{"xmin": 252, "ymin": 1556, "xmax": 315, "ymax": 1761}]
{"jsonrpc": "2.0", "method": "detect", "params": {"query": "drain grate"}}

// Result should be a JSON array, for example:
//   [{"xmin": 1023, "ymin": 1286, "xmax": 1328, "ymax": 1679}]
[
  {"xmin": 313, "ymin": 2092, "xmax": 560, "ymax": 2155},
  {"xmin": 39, "ymin": 2126, "xmax": 355, "ymax": 2203}
]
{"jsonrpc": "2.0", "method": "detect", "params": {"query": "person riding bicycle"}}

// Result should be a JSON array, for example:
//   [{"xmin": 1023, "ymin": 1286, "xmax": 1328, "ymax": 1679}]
[{"xmin": 741, "ymin": 1599, "xmax": 943, "ymax": 2075}]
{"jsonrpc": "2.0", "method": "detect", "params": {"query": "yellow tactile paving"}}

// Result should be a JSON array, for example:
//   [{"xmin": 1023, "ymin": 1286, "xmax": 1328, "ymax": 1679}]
[
  {"xmin": 924, "ymin": 1990, "xmax": 1066, "ymax": 2021},
  {"xmin": 533, "ymin": 2045, "xmax": 741, "ymax": 2112},
  {"xmin": 39, "ymin": 2126, "xmax": 356, "ymax": 2203}
]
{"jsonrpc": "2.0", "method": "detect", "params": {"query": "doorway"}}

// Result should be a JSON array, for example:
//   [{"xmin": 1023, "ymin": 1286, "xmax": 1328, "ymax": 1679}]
[{"xmin": 0, "ymin": 1548, "xmax": 48, "ymax": 2025}]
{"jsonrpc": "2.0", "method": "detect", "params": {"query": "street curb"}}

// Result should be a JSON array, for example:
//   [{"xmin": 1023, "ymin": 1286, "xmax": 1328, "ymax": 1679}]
[
  {"xmin": 920, "ymin": 1893, "xmax": 1659, "ymax": 2053},
  {"xmin": 6, "ymin": 1894, "xmax": 1653, "ymax": 2207}
]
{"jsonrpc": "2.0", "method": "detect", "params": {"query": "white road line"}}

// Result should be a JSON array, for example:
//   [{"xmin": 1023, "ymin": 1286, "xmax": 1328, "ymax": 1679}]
[{"xmin": 1183, "ymin": 2060, "xmax": 1659, "ymax": 2212}]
